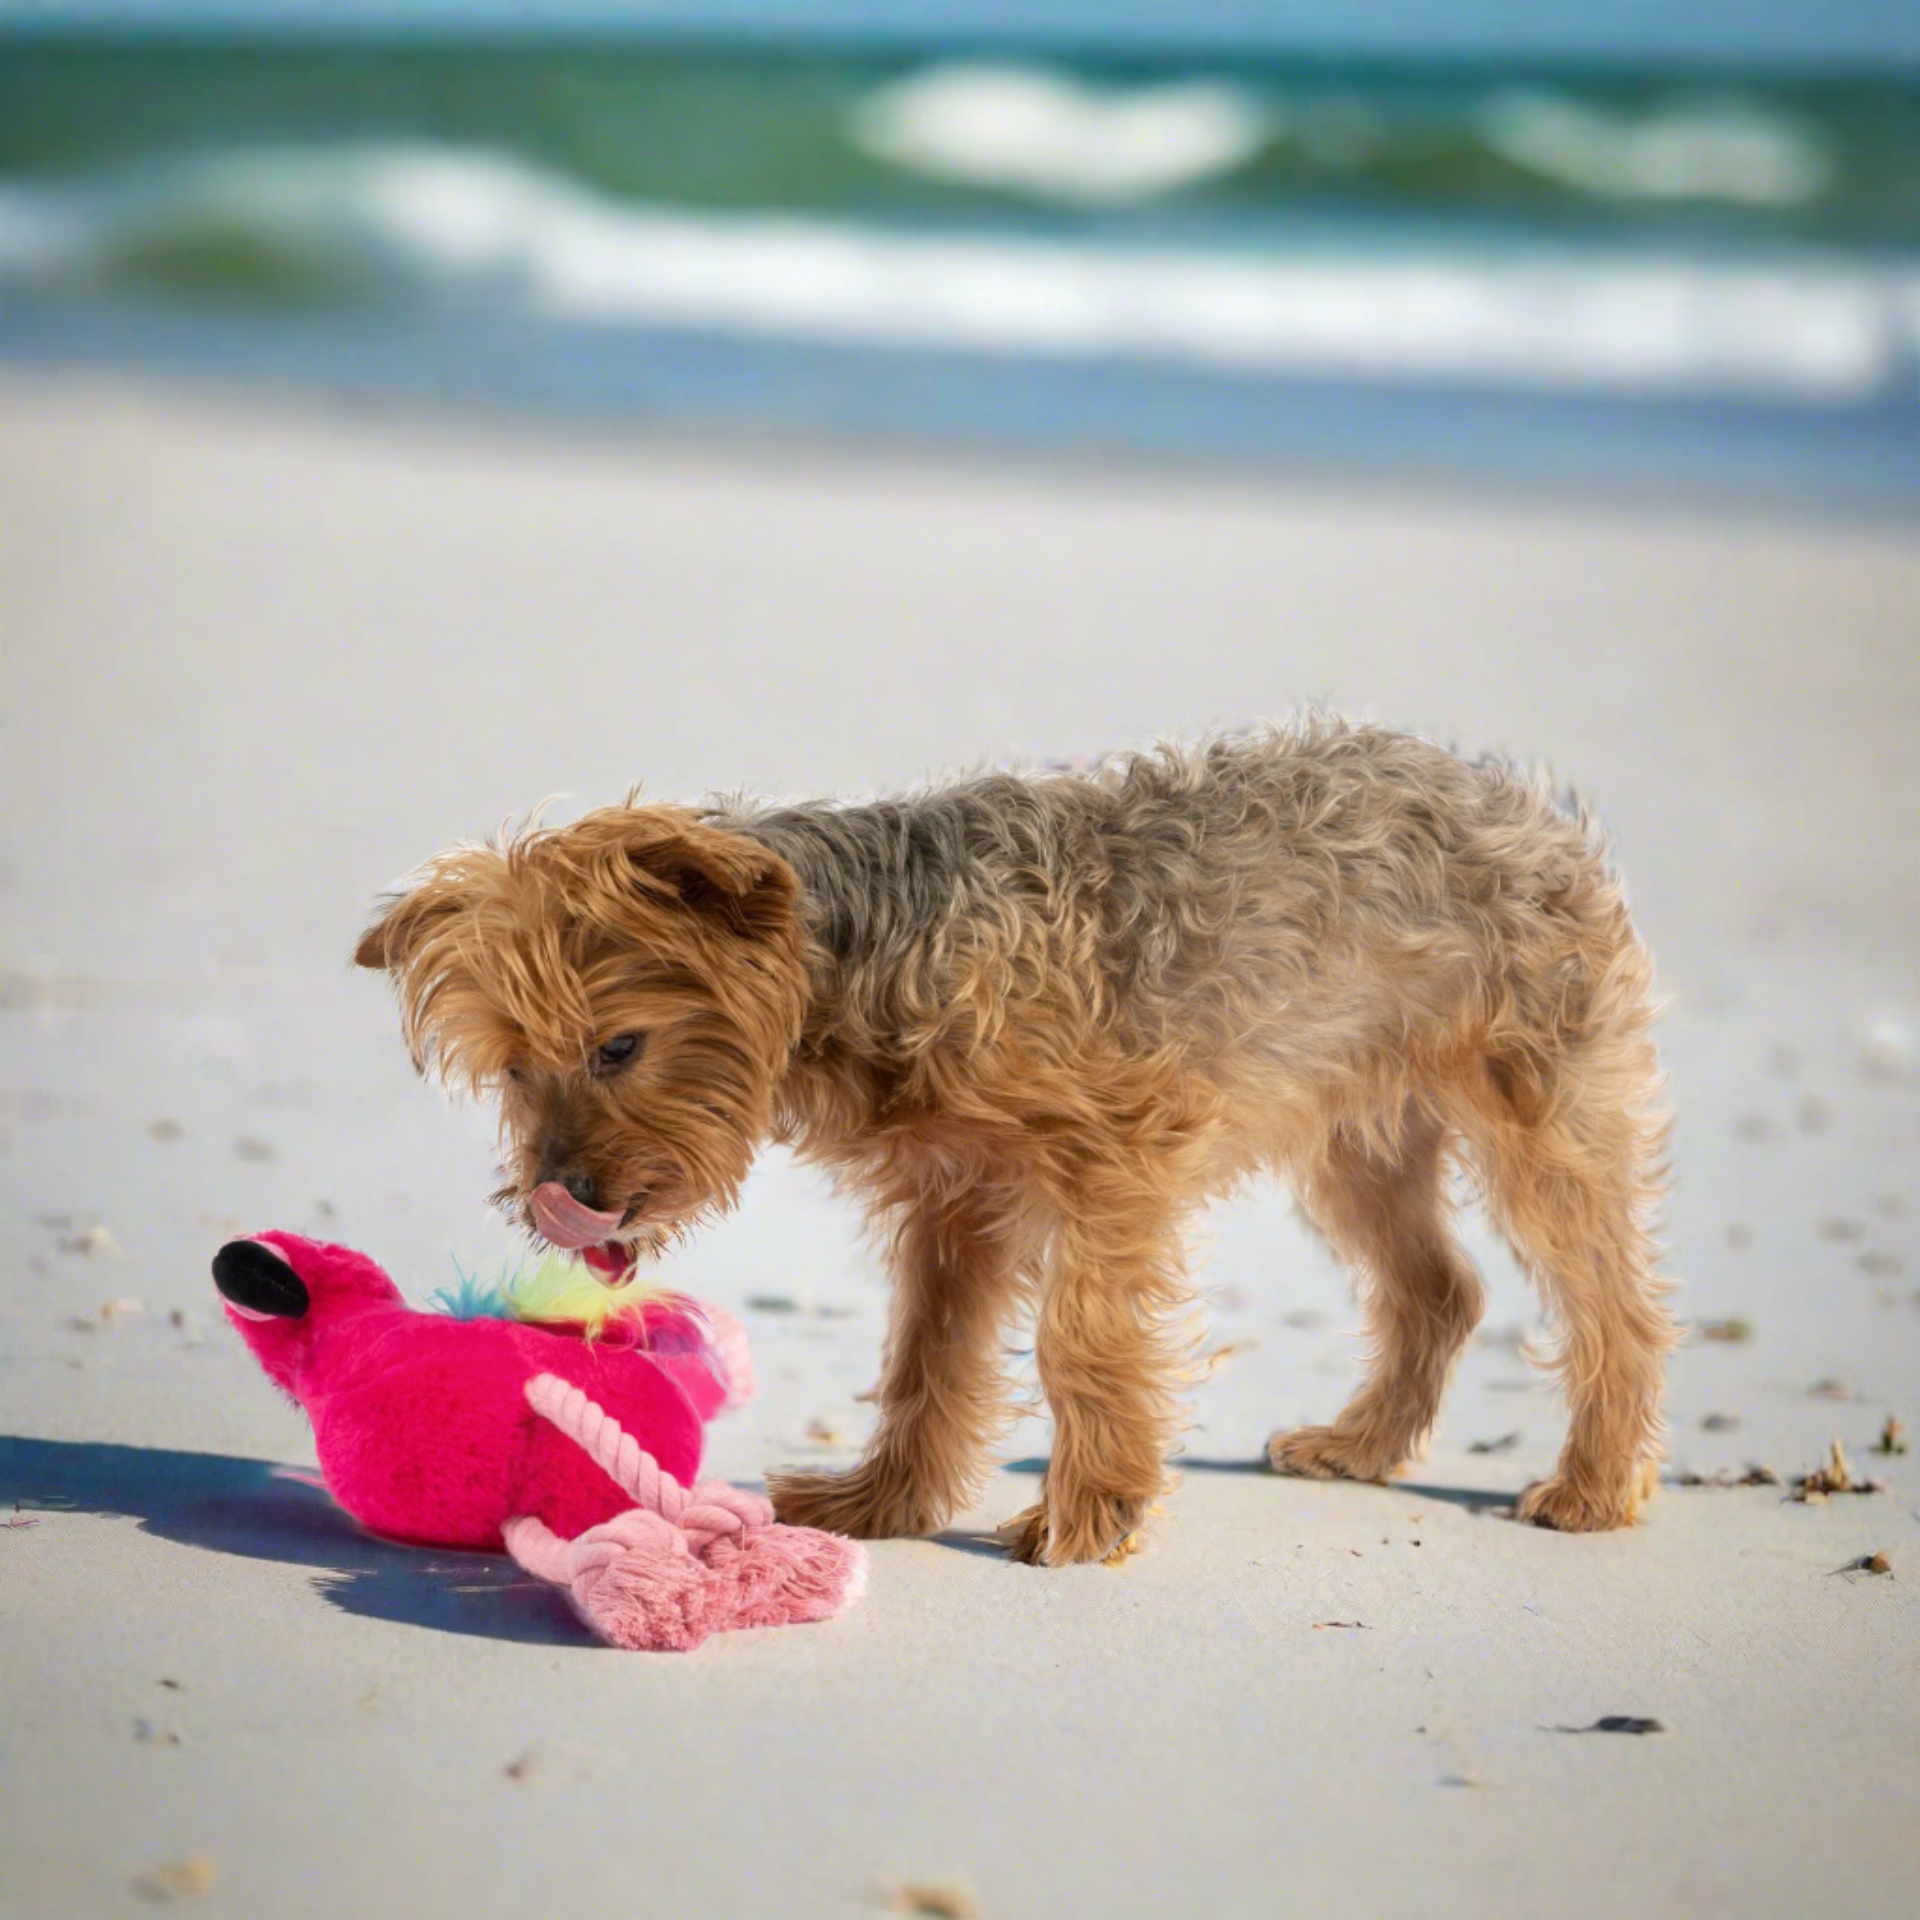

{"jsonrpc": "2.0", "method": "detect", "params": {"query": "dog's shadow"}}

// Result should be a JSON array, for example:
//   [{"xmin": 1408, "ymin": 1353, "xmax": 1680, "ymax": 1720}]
[
  {"xmin": 1002, "ymin": 1454, "xmax": 1517, "ymax": 1516},
  {"xmin": 0, "ymin": 1433, "xmax": 598, "ymax": 1645},
  {"xmin": 2, "ymin": 1434, "xmax": 1520, "ymax": 1635}
]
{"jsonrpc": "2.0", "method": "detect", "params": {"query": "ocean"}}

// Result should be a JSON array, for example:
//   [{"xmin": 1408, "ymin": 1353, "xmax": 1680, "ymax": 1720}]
[{"xmin": 2, "ymin": 15, "xmax": 1916, "ymax": 506}]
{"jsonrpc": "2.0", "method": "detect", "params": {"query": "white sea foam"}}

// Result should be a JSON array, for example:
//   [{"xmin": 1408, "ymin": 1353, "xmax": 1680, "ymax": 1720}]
[
  {"xmin": 1479, "ymin": 92, "xmax": 1833, "ymax": 207},
  {"xmin": 1, "ymin": 143, "xmax": 1915, "ymax": 405},
  {"xmin": 846, "ymin": 63, "xmax": 1273, "ymax": 205}
]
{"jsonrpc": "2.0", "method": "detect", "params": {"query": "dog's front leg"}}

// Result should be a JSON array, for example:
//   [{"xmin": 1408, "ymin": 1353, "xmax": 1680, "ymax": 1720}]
[
  {"xmin": 769, "ymin": 1183, "xmax": 1025, "ymax": 1540},
  {"xmin": 1005, "ymin": 1176, "xmax": 1187, "ymax": 1567}
]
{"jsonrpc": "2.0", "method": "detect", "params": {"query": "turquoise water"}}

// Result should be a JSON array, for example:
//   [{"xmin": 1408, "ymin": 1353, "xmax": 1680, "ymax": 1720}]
[
  {"xmin": 3, "ymin": 31, "xmax": 1916, "ymax": 503},
  {"xmin": 5, "ymin": 41, "xmax": 1916, "ymax": 252},
  {"xmin": 13, "ymin": 4, "xmax": 1920, "ymax": 68}
]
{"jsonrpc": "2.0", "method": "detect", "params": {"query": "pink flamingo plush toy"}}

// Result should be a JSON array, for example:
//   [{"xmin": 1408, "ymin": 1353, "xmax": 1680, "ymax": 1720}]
[{"xmin": 213, "ymin": 1233, "xmax": 865, "ymax": 1651}]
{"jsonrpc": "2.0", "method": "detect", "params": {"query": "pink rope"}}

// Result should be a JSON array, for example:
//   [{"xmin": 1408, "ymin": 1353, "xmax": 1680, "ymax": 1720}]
[
  {"xmin": 500, "ymin": 1513, "xmax": 571, "ymax": 1584},
  {"xmin": 519, "ymin": 1373, "xmax": 776, "ymax": 1556},
  {"xmin": 505, "ymin": 1372, "xmax": 866, "ymax": 1651},
  {"xmin": 523, "ymin": 1374, "xmax": 671, "ymax": 1512}
]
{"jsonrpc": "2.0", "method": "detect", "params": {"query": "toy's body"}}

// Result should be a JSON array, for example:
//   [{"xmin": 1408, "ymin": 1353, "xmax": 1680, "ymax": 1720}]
[
  {"xmin": 215, "ymin": 1234, "xmax": 862, "ymax": 1649},
  {"xmin": 296, "ymin": 1302, "xmax": 718, "ymax": 1552}
]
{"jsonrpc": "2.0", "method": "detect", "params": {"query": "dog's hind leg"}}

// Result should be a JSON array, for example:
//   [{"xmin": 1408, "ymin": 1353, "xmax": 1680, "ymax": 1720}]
[
  {"xmin": 769, "ymin": 1177, "xmax": 1030, "ymax": 1540},
  {"xmin": 1463, "ymin": 1016, "xmax": 1674, "ymax": 1531},
  {"xmin": 1267, "ymin": 1107, "xmax": 1485, "ymax": 1485}
]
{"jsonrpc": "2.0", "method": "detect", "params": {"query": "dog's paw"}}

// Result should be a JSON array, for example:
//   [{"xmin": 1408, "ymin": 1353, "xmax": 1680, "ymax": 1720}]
[
  {"xmin": 766, "ymin": 1463, "xmax": 946, "ymax": 1540},
  {"xmin": 1265, "ymin": 1423, "xmax": 1398, "ymax": 1484},
  {"xmin": 1515, "ymin": 1461, "xmax": 1655, "ymax": 1532},
  {"xmin": 1000, "ymin": 1502, "xmax": 1049, "ymax": 1565},
  {"xmin": 1000, "ymin": 1493, "xmax": 1145, "ymax": 1568}
]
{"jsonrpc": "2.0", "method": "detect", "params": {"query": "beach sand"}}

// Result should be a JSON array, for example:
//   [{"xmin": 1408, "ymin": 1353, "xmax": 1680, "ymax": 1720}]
[{"xmin": 2, "ymin": 369, "xmax": 1916, "ymax": 1918}]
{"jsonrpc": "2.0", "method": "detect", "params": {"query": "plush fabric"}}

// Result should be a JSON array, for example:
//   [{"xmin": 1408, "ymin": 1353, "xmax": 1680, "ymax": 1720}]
[{"xmin": 217, "ymin": 1234, "xmax": 864, "ymax": 1649}]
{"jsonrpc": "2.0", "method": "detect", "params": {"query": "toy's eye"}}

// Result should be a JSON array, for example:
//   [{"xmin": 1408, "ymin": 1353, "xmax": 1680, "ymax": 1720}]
[{"xmin": 594, "ymin": 1033, "xmax": 644, "ymax": 1074}]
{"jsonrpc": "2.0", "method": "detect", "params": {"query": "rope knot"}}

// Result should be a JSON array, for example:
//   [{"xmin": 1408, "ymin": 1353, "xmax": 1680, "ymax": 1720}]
[
  {"xmin": 675, "ymin": 1482, "xmax": 775, "ymax": 1557},
  {"xmin": 506, "ymin": 1371, "xmax": 866, "ymax": 1650}
]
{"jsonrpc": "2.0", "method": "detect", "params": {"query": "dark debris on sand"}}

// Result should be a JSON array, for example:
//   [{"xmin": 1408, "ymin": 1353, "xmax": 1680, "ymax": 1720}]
[
  {"xmin": 882, "ymin": 1880, "xmax": 980, "ymax": 1918},
  {"xmin": 1697, "ymin": 1317, "xmax": 1753, "ymax": 1344},
  {"xmin": 1674, "ymin": 1464, "xmax": 1779, "ymax": 1488},
  {"xmin": 1832, "ymin": 1553, "xmax": 1893, "ymax": 1577},
  {"xmin": 1792, "ymin": 1439, "xmax": 1883, "ymax": 1501}
]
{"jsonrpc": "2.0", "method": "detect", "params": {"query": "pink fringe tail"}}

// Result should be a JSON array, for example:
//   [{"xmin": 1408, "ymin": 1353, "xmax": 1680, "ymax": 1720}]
[{"xmin": 502, "ymin": 1372, "xmax": 866, "ymax": 1651}]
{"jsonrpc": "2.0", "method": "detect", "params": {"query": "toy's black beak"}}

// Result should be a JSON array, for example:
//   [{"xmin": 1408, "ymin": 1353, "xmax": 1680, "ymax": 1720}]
[{"xmin": 212, "ymin": 1240, "xmax": 310, "ymax": 1319}]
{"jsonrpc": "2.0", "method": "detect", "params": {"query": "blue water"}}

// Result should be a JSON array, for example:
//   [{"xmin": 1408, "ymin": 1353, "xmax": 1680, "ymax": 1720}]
[
  {"xmin": 16, "ymin": 3, "xmax": 1920, "ymax": 70},
  {"xmin": 9, "ymin": 294, "xmax": 1914, "ymax": 515},
  {"xmin": 4, "ymin": 14, "xmax": 1917, "ymax": 508}
]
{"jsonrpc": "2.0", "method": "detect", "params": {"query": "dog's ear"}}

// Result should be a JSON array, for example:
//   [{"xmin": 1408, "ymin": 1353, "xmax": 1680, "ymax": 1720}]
[
  {"xmin": 354, "ymin": 882, "xmax": 463, "ymax": 972},
  {"xmin": 624, "ymin": 824, "xmax": 799, "ymax": 943}
]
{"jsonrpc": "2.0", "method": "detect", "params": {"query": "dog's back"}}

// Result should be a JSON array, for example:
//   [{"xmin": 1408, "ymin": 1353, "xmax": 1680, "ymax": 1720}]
[{"xmin": 715, "ymin": 719, "xmax": 1631, "ymax": 1094}]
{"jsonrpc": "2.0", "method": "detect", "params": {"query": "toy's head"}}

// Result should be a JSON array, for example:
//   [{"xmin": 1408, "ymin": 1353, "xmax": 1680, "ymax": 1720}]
[
  {"xmin": 212, "ymin": 1232, "xmax": 402, "ymax": 1399},
  {"xmin": 352, "ymin": 804, "xmax": 810, "ymax": 1277}
]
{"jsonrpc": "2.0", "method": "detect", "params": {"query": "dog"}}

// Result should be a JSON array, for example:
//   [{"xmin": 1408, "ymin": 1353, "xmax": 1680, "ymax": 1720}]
[{"xmin": 355, "ymin": 719, "xmax": 1673, "ymax": 1566}]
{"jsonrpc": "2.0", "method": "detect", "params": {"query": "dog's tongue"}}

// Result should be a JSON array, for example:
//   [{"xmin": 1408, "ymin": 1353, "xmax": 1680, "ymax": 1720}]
[{"xmin": 528, "ymin": 1181, "xmax": 625, "ymax": 1251}]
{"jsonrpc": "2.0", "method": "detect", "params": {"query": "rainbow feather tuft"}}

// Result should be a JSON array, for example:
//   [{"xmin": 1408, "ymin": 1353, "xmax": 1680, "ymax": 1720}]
[{"xmin": 432, "ymin": 1254, "xmax": 665, "ymax": 1339}]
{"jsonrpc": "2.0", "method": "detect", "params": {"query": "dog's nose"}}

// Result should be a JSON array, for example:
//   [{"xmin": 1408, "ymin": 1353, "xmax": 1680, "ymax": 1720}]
[{"xmin": 559, "ymin": 1171, "xmax": 601, "ymax": 1210}]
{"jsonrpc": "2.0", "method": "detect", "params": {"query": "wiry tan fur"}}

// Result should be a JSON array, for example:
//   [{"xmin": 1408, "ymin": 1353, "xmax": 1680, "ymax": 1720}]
[{"xmin": 357, "ymin": 719, "xmax": 1675, "ymax": 1565}]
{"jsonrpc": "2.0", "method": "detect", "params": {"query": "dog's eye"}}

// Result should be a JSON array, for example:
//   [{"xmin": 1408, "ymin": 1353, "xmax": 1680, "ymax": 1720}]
[{"xmin": 593, "ymin": 1032, "xmax": 644, "ymax": 1074}]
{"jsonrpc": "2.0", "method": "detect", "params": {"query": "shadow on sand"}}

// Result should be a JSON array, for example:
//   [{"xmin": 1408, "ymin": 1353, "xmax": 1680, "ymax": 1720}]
[
  {"xmin": 3, "ymin": 1432, "xmax": 1521, "ymax": 1623},
  {"xmin": 0, "ymin": 1433, "xmax": 596, "ymax": 1644},
  {"xmin": 1004, "ymin": 1453, "xmax": 1516, "ymax": 1515}
]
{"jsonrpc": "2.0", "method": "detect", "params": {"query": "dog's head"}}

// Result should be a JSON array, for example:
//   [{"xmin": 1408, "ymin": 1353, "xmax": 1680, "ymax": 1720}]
[{"xmin": 356, "ymin": 804, "xmax": 810, "ymax": 1274}]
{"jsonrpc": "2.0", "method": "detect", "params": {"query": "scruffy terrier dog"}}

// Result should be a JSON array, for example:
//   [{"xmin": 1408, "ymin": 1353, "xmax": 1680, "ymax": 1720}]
[{"xmin": 356, "ymin": 720, "xmax": 1673, "ymax": 1566}]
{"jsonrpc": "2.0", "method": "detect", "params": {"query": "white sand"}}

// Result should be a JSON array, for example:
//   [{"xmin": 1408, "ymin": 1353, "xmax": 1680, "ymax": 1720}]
[{"xmin": 2, "ymin": 370, "xmax": 1916, "ymax": 1919}]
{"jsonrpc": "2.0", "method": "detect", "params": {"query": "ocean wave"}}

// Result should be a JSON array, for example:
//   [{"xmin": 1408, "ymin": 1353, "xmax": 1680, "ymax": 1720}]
[
  {"xmin": 847, "ymin": 64, "xmax": 1273, "ymax": 206},
  {"xmin": 1479, "ymin": 92, "xmax": 1833, "ymax": 206},
  {"xmin": 2, "ymin": 143, "xmax": 1916, "ymax": 403},
  {"xmin": 846, "ymin": 63, "xmax": 1843, "ymax": 215}
]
